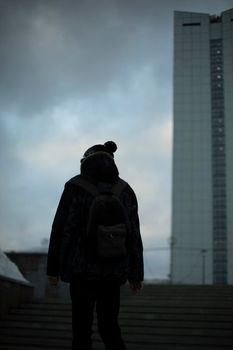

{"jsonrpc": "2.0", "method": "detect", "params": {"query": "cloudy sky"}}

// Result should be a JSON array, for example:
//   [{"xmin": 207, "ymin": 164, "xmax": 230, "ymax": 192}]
[{"xmin": 0, "ymin": 0, "xmax": 232, "ymax": 279}]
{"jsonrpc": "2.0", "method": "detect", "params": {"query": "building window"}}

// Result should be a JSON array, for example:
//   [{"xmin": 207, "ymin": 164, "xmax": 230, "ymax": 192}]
[{"xmin": 182, "ymin": 22, "xmax": 201, "ymax": 26}]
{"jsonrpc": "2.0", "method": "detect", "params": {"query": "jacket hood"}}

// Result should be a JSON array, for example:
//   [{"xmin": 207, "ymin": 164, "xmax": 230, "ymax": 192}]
[{"xmin": 80, "ymin": 152, "xmax": 119, "ymax": 183}]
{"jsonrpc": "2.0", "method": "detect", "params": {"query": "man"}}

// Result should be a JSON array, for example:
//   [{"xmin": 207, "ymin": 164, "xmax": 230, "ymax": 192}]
[{"xmin": 47, "ymin": 141, "xmax": 144, "ymax": 350}]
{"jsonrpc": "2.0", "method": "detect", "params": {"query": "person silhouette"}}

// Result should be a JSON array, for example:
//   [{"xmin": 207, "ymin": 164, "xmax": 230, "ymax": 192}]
[{"xmin": 47, "ymin": 141, "xmax": 143, "ymax": 350}]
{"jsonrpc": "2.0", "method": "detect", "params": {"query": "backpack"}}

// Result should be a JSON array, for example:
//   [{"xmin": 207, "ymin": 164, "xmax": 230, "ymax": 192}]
[{"xmin": 73, "ymin": 176, "xmax": 130, "ymax": 282}]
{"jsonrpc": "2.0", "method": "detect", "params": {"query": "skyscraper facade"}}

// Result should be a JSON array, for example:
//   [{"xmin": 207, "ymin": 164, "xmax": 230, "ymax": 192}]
[{"xmin": 171, "ymin": 8, "xmax": 233, "ymax": 284}]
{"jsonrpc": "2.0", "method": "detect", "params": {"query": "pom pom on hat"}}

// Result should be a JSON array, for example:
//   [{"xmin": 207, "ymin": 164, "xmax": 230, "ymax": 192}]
[{"xmin": 104, "ymin": 141, "xmax": 117, "ymax": 154}]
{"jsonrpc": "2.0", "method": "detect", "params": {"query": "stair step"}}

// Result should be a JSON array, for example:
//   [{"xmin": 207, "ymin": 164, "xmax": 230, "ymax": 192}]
[
  {"xmin": 10, "ymin": 305, "xmax": 233, "ymax": 316},
  {"xmin": 0, "ymin": 346, "xmax": 230, "ymax": 350},
  {"xmin": 20, "ymin": 300, "xmax": 233, "ymax": 308},
  {"xmin": 1, "ymin": 333, "xmax": 233, "ymax": 347},
  {"xmin": 1, "ymin": 318, "xmax": 232, "ymax": 330},
  {"xmin": 0, "ymin": 325, "xmax": 232, "ymax": 338},
  {"xmin": 4, "ymin": 311, "xmax": 233, "ymax": 322}
]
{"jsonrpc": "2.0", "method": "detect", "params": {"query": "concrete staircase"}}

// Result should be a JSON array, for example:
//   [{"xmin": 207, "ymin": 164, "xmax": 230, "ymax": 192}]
[{"xmin": 0, "ymin": 284, "xmax": 233, "ymax": 350}]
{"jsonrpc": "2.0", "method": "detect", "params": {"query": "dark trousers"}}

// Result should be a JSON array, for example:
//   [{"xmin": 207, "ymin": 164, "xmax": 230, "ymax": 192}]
[{"xmin": 70, "ymin": 280, "xmax": 126, "ymax": 350}]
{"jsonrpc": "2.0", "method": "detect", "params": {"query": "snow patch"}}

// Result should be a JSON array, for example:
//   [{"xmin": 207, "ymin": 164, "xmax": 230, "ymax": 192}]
[{"xmin": 0, "ymin": 249, "xmax": 28, "ymax": 282}]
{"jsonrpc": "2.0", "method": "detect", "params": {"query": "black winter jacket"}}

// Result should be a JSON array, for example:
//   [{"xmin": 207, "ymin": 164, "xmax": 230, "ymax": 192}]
[{"xmin": 47, "ymin": 153, "xmax": 144, "ymax": 283}]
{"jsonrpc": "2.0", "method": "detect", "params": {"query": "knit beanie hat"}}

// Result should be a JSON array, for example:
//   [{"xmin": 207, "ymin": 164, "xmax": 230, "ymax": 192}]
[{"xmin": 82, "ymin": 141, "xmax": 117, "ymax": 161}]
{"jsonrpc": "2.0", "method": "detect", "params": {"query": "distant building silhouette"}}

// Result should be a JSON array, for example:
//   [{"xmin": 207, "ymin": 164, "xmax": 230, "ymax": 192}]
[{"xmin": 171, "ymin": 8, "xmax": 233, "ymax": 284}]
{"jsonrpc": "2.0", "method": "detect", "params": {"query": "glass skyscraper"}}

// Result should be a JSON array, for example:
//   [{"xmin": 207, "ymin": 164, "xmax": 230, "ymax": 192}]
[{"xmin": 171, "ymin": 8, "xmax": 233, "ymax": 284}]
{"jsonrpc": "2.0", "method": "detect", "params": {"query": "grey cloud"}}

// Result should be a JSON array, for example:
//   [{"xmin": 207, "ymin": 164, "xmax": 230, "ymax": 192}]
[{"xmin": 0, "ymin": 0, "xmax": 172, "ymax": 117}]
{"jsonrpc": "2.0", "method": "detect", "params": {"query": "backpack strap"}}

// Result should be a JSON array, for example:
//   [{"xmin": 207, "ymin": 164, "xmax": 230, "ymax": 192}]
[
  {"xmin": 70, "ymin": 176, "xmax": 99, "ymax": 196},
  {"xmin": 70, "ymin": 176, "xmax": 128, "ymax": 197},
  {"xmin": 111, "ymin": 178, "xmax": 128, "ymax": 197}
]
